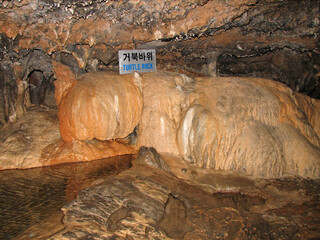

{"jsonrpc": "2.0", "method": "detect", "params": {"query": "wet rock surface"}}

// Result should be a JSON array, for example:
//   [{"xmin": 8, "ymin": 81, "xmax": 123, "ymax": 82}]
[
  {"xmin": 136, "ymin": 146, "xmax": 170, "ymax": 171},
  {"xmin": 0, "ymin": 155, "xmax": 133, "ymax": 239},
  {"xmin": 50, "ymin": 154, "xmax": 320, "ymax": 240}
]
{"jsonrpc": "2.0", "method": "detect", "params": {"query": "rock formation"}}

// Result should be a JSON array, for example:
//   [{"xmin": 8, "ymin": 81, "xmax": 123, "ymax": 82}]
[
  {"xmin": 0, "ymin": 1, "xmax": 319, "ymax": 238},
  {"xmin": 1, "ymin": 68, "xmax": 320, "ymax": 179},
  {"xmin": 49, "ymin": 155, "xmax": 320, "ymax": 239},
  {"xmin": 54, "ymin": 65, "xmax": 143, "ymax": 142},
  {"xmin": 0, "ymin": 107, "xmax": 136, "ymax": 169},
  {"xmin": 51, "ymin": 69, "xmax": 320, "ymax": 179},
  {"xmin": 136, "ymin": 146, "xmax": 171, "ymax": 172},
  {"xmin": 137, "ymin": 71, "xmax": 192, "ymax": 155},
  {"xmin": 176, "ymin": 76, "xmax": 320, "ymax": 178},
  {"xmin": 0, "ymin": 106, "xmax": 61, "ymax": 169}
]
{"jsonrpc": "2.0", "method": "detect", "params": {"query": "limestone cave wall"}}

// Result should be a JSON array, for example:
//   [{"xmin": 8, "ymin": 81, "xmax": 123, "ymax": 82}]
[{"xmin": 0, "ymin": 0, "xmax": 319, "ymax": 127}]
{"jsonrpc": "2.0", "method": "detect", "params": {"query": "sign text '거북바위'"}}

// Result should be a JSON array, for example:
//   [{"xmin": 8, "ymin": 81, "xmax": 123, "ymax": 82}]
[{"xmin": 118, "ymin": 49, "xmax": 156, "ymax": 74}]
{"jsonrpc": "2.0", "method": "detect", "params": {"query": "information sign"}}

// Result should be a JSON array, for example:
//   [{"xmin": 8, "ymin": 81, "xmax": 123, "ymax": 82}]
[{"xmin": 118, "ymin": 49, "xmax": 156, "ymax": 74}]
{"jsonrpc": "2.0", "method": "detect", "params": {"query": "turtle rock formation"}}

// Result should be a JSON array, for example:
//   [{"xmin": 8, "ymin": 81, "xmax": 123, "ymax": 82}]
[
  {"xmin": 1, "ymin": 67, "xmax": 320, "ymax": 179},
  {"xmin": 0, "ymin": 1, "xmax": 319, "ymax": 238},
  {"xmin": 51, "ymin": 69, "xmax": 320, "ymax": 179}
]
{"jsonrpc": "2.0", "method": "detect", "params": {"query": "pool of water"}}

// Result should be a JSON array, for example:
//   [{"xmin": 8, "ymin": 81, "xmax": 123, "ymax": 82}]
[{"xmin": 0, "ymin": 155, "xmax": 134, "ymax": 239}]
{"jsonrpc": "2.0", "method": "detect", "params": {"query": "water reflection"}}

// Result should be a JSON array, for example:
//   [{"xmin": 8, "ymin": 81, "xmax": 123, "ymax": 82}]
[{"xmin": 0, "ymin": 155, "xmax": 134, "ymax": 239}]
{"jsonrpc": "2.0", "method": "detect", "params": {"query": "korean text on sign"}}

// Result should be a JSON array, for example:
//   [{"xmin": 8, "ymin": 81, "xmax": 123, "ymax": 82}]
[{"xmin": 118, "ymin": 49, "xmax": 156, "ymax": 74}]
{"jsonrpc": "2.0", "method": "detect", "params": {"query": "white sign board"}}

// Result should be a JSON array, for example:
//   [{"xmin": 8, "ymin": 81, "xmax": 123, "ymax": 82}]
[{"xmin": 118, "ymin": 49, "xmax": 156, "ymax": 74}]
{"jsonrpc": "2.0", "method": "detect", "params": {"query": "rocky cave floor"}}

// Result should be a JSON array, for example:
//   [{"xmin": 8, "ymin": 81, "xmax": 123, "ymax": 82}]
[
  {"xmin": 50, "ymin": 156, "xmax": 320, "ymax": 240},
  {"xmin": 0, "ymin": 107, "xmax": 320, "ymax": 240}
]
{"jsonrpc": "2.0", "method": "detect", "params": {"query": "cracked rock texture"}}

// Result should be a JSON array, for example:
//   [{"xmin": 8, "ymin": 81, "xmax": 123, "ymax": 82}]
[
  {"xmin": 0, "ymin": 0, "xmax": 319, "ymax": 126},
  {"xmin": 50, "ymin": 155, "xmax": 320, "ymax": 239}
]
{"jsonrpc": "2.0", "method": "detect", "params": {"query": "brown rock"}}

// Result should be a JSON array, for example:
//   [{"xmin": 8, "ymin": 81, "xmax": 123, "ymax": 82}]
[
  {"xmin": 0, "ymin": 0, "xmax": 254, "ymax": 53},
  {"xmin": 158, "ymin": 194, "xmax": 193, "ymax": 239},
  {"xmin": 136, "ymin": 146, "xmax": 171, "ymax": 171},
  {"xmin": 0, "ymin": 107, "xmax": 61, "ymax": 169},
  {"xmin": 52, "ymin": 61, "xmax": 77, "ymax": 106},
  {"xmin": 50, "ymin": 156, "xmax": 320, "ymax": 239},
  {"xmin": 40, "ymin": 139, "xmax": 136, "ymax": 167}
]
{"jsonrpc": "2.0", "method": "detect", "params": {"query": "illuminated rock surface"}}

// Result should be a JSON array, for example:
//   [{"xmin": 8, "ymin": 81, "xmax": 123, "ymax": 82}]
[
  {"xmin": 133, "ymin": 72, "xmax": 320, "ymax": 179},
  {"xmin": 0, "ymin": 107, "xmax": 136, "ymax": 169},
  {"xmin": 137, "ymin": 71, "xmax": 192, "ymax": 155},
  {"xmin": 0, "ymin": 106, "xmax": 60, "ymax": 169},
  {"xmin": 0, "ymin": 0, "xmax": 319, "ymax": 177},
  {"xmin": 0, "ymin": 1, "xmax": 319, "ymax": 238},
  {"xmin": 0, "ymin": 71, "xmax": 320, "ymax": 179},
  {"xmin": 56, "ymin": 71, "xmax": 143, "ymax": 142},
  {"xmin": 176, "ymin": 76, "xmax": 320, "ymax": 178}
]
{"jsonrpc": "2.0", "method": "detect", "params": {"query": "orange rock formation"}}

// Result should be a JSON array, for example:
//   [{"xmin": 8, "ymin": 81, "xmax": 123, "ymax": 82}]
[
  {"xmin": 1, "ymin": 68, "xmax": 319, "ymax": 179},
  {"xmin": 55, "ymin": 69, "xmax": 320, "ymax": 178},
  {"xmin": 55, "ymin": 69, "xmax": 143, "ymax": 142},
  {"xmin": 176, "ymin": 77, "xmax": 320, "ymax": 178}
]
